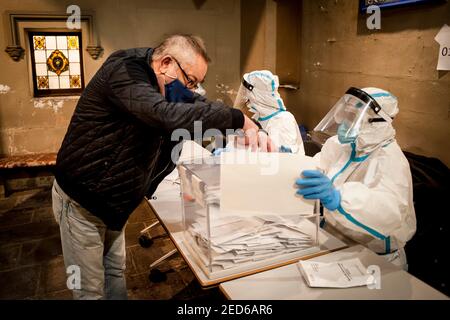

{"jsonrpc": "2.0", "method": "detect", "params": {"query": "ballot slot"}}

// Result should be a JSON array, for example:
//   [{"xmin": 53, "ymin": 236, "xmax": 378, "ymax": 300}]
[{"xmin": 177, "ymin": 153, "xmax": 321, "ymax": 280}]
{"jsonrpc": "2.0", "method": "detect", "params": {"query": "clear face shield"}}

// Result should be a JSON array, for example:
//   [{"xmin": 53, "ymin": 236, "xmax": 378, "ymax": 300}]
[
  {"xmin": 314, "ymin": 87, "xmax": 393, "ymax": 144},
  {"xmin": 233, "ymin": 82, "xmax": 248, "ymax": 110},
  {"xmin": 233, "ymin": 78, "xmax": 259, "ymax": 119}
]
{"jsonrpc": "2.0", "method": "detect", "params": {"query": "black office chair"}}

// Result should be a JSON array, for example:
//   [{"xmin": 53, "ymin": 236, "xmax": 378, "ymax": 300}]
[
  {"xmin": 302, "ymin": 128, "xmax": 326, "ymax": 157},
  {"xmin": 403, "ymin": 151, "xmax": 449, "ymax": 296}
]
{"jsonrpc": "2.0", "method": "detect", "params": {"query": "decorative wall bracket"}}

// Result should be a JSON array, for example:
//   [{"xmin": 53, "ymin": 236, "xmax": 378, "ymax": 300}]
[
  {"xmin": 3, "ymin": 11, "xmax": 103, "ymax": 61},
  {"xmin": 86, "ymin": 45, "xmax": 103, "ymax": 60},
  {"xmin": 5, "ymin": 45, "xmax": 25, "ymax": 61}
]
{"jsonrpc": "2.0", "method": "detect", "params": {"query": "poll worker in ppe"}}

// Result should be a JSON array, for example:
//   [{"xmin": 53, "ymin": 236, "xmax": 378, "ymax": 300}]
[
  {"xmin": 233, "ymin": 70, "xmax": 305, "ymax": 154},
  {"xmin": 295, "ymin": 87, "xmax": 416, "ymax": 270}
]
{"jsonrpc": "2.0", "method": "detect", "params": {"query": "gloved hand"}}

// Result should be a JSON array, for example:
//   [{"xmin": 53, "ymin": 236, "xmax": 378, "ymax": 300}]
[
  {"xmin": 296, "ymin": 170, "xmax": 341, "ymax": 211},
  {"xmin": 279, "ymin": 145, "xmax": 293, "ymax": 153},
  {"xmin": 212, "ymin": 148, "xmax": 229, "ymax": 156}
]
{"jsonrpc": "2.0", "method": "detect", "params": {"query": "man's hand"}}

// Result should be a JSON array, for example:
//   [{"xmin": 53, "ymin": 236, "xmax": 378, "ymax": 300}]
[
  {"xmin": 241, "ymin": 115, "xmax": 276, "ymax": 152},
  {"xmin": 257, "ymin": 130, "xmax": 277, "ymax": 152}
]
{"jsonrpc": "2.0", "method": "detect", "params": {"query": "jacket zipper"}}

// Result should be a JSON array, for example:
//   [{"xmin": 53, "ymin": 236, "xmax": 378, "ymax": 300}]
[{"xmin": 149, "ymin": 137, "xmax": 172, "ymax": 185}]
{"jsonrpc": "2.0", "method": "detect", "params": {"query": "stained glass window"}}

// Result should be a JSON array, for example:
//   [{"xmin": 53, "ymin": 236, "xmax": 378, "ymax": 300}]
[{"xmin": 28, "ymin": 32, "xmax": 84, "ymax": 97}]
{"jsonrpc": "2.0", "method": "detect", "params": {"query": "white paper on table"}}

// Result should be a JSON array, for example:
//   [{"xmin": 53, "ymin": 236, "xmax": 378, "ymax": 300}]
[
  {"xmin": 297, "ymin": 258, "xmax": 375, "ymax": 288},
  {"xmin": 220, "ymin": 151, "xmax": 317, "ymax": 216},
  {"xmin": 434, "ymin": 24, "xmax": 450, "ymax": 71}
]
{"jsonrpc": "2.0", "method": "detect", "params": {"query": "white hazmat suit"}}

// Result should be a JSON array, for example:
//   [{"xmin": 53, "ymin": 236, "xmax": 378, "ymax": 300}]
[
  {"xmin": 234, "ymin": 70, "xmax": 305, "ymax": 154},
  {"xmin": 311, "ymin": 87, "xmax": 416, "ymax": 269}
]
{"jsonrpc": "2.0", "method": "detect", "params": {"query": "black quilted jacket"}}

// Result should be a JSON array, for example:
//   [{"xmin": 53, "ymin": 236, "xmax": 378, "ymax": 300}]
[{"xmin": 55, "ymin": 48, "xmax": 244, "ymax": 230}]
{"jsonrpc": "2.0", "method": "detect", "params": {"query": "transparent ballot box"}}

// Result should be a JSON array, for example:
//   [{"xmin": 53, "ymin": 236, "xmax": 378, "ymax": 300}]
[{"xmin": 178, "ymin": 158, "xmax": 320, "ymax": 280}]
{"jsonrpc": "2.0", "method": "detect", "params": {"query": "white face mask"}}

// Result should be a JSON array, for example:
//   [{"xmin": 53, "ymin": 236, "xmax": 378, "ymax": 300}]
[{"xmin": 247, "ymin": 102, "xmax": 260, "ymax": 120}]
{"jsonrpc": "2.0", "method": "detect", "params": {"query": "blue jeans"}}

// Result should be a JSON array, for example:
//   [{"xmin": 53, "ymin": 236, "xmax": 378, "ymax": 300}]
[{"xmin": 52, "ymin": 180, "xmax": 127, "ymax": 300}]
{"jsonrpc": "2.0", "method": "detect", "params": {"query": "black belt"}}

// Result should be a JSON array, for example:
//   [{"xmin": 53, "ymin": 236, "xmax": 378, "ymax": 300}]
[{"xmin": 377, "ymin": 249, "xmax": 398, "ymax": 256}]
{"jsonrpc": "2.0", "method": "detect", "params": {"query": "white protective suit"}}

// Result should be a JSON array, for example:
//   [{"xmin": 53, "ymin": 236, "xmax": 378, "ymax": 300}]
[
  {"xmin": 234, "ymin": 70, "xmax": 305, "ymax": 154},
  {"xmin": 314, "ymin": 88, "xmax": 416, "ymax": 269}
]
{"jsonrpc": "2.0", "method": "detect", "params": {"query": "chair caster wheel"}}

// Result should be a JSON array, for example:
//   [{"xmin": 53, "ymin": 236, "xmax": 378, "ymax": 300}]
[
  {"xmin": 139, "ymin": 235, "xmax": 154, "ymax": 248},
  {"xmin": 149, "ymin": 269, "xmax": 167, "ymax": 283}
]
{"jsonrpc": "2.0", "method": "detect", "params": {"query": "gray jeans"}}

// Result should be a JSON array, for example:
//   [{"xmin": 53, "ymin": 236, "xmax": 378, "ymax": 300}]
[{"xmin": 52, "ymin": 180, "xmax": 127, "ymax": 300}]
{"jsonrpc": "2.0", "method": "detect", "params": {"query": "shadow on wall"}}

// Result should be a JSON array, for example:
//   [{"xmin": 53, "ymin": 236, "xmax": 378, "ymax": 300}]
[
  {"xmin": 192, "ymin": 0, "xmax": 208, "ymax": 10},
  {"xmin": 240, "ymin": 0, "xmax": 266, "ymax": 74},
  {"xmin": 356, "ymin": 1, "xmax": 450, "ymax": 34}
]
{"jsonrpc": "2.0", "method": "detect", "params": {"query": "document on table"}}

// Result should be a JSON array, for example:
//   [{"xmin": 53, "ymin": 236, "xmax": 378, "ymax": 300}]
[
  {"xmin": 297, "ymin": 258, "xmax": 375, "ymax": 288},
  {"xmin": 220, "ymin": 151, "xmax": 317, "ymax": 216}
]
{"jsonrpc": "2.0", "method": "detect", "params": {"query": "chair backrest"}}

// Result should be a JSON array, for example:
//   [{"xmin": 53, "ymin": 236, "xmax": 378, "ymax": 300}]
[{"xmin": 403, "ymin": 151, "xmax": 449, "ymax": 296}]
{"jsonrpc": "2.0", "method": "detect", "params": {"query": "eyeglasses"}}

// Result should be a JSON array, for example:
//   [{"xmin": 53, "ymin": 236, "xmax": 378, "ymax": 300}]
[{"xmin": 172, "ymin": 57, "xmax": 198, "ymax": 90}]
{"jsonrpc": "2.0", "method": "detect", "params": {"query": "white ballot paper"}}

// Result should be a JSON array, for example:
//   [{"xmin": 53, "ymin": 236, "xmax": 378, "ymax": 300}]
[
  {"xmin": 435, "ymin": 24, "xmax": 450, "ymax": 71},
  {"xmin": 220, "ymin": 151, "xmax": 317, "ymax": 216},
  {"xmin": 297, "ymin": 258, "xmax": 375, "ymax": 288},
  {"xmin": 189, "ymin": 214, "xmax": 315, "ymax": 271}
]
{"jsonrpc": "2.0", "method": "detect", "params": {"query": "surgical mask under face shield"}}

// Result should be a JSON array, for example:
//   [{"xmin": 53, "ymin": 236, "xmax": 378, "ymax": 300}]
[
  {"xmin": 313, "ymin": 87, "xmax": 393, "ymax": 142},
  {"xmin": 246, "ymin": 102, "xmax": 260, "ymax": 120}
]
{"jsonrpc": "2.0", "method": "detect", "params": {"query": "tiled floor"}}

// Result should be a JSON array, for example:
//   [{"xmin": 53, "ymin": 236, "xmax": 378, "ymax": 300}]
[{"xmin": 0, "ymin": 187, "xmax": 224, "ymax": 300}]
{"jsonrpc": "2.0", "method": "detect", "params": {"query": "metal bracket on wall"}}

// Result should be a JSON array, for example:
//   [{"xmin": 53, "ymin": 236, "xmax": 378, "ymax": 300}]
[
  {"xmin": 3, "ymin": 11, "xmax": 103, "ymax": 61},
  {"xmin": 279, "ymin": 84, "xmax": 300, "ymax": 91}
]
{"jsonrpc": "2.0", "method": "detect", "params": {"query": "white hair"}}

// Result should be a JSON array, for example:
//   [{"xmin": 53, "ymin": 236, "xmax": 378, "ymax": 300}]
[{"xmin": 152, "ymin": 34, "xmax": 210, "ymax": 66}]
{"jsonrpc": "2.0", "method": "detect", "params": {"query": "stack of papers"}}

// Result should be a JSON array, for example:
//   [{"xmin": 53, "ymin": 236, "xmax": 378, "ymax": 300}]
[{"xmin": 187, "ymin": 215, "xmax": 315, "ymax": 271}]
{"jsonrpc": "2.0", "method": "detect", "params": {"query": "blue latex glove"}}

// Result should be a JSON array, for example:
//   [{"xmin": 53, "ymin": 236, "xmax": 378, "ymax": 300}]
[
  {"xmin": 212, "ymin": 148, "xmax": 229, "ymax": 156},
  {"xmin": 279, "ymin": 145, "xmax": 293, "ymax": 153},
  {"xmin": 296, "ymin": 170, "xmax": 341, "ymax": 211}
]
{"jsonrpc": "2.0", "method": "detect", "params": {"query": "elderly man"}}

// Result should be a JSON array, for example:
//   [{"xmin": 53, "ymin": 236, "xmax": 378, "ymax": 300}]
[{"xmin": 52, "ymin": 34, "xmax": 272, "ymax": 299}]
